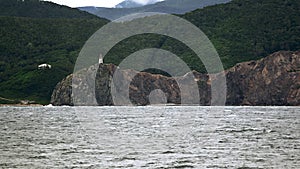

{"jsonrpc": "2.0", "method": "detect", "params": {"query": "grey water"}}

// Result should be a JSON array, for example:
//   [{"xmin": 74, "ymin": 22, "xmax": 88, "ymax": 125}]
[{"xmin": 0, "ymin": 106, "xmax": 299, "ymax": 169}]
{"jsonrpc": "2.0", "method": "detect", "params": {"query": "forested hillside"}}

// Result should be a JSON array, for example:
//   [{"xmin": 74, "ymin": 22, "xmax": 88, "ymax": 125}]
[
  {"xmin": 104, "ymin": 0, "xmax": 300, "ymax": 72},
  {"xmin": 183, "ymin": 0, "xmax": 300, "ymax": 69},
  {"xmin": 0, "ymin": 0, "xmax": 108, "ymax": 104},
  {"xmin": 0, "ymin": 0, "xmax": 97, "ymax": 19}
]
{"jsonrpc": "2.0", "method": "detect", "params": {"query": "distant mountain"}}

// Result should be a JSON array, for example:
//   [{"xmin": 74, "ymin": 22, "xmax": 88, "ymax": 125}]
[
  {"xmin": 79, "ymin": 0, "xmax": 231, "ymax": 20},
  {"xmin": 115, "ymin": 0, "xmax": 164, "ymax": 8},
  {"xmin": 115, "ymin": 0, "xmax": 144, "ymax": 8}
]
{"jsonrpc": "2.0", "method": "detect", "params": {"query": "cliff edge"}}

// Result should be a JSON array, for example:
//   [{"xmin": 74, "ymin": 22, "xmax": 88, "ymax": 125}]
[{"xmin": 51, "ymin": 51, "xmax": 300, "ymax": 106}]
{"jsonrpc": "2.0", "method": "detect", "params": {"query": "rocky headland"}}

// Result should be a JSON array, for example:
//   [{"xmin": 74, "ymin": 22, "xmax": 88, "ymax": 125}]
[{"xmin": 51, "ymin": 51, "xmax": 300, "ymax": 106}]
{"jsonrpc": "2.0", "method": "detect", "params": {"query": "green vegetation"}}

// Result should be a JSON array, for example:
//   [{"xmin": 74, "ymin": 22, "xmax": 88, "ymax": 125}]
[
  {"xmin": 104, "ymin": 0, "xmax": 300, "ymax": 73},
  {"xmin": 183, "ymin": 0, "xmax": 300, "ymax": 69},
  {"xmin": 0, "ymin": 96, "xmax": 19, "ymax": 104},
  {"xmin": 104, "ymin": 34, "xmax": 206, "ymax": 73},
  {"xmin": 0, "ymin": 0, "xmax": 109, "ymax": 104},
  {"xmin": 0, "ymin": 0, "xmax": 98, "ymax": 19}
]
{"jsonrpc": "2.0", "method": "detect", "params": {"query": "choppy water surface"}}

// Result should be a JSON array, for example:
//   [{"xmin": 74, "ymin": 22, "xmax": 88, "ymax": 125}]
[{"xmin": 0, "ymin": 106, "xmax": 299, "ymax": 168}]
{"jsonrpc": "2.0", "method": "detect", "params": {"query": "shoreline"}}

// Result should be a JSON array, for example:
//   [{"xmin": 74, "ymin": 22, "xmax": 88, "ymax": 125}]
[
  {"xmin": 0, "ymin": 104, "xmax": 43, "ymax": 107},
  {"xmin": 0, "ymin": 104, "xmax": 298, "ymax": 107}
]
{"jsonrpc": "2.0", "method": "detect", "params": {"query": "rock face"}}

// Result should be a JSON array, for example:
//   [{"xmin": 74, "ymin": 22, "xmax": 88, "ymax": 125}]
[
  {"xmin": 51, "ymin": 51, "xmax": 300, "ymax": 106},
  {"xmin": 51, "ymin": 74, "xmax": 73, "ymax": 106},
  {"xmin": 226, "ymin": 51, "xmax": 300, "ymax": 106}
]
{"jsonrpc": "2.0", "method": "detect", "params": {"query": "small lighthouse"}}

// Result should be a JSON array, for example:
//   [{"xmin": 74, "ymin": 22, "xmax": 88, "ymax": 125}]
[{"xmin": 99, "ymin": 54, "xmax": 103, "ymax": 64}]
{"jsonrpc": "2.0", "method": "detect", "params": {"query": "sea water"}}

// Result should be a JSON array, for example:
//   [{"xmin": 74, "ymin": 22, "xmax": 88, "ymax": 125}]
[{"xmin": 0, "ymin": 106, "xmax": 299, "ymax": 168}]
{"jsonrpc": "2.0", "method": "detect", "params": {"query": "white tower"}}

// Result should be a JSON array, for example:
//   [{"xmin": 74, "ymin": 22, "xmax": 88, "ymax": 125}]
[{"xmin": 98, "ymin": 54, "xmax": 103, "ymax": 64}]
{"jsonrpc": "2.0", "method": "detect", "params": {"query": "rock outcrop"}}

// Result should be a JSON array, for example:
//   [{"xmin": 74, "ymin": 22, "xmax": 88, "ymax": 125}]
[
  {"xmin": 226, "ymin": 51, "xmax": 300, "ymax": 106},
  {"xmin": 50, "ymin": 74, "xmax": 73, "ymax": 106},
  {"xmin": 51, "ymin": 51, "xmax": 300, "ymax": 106}
]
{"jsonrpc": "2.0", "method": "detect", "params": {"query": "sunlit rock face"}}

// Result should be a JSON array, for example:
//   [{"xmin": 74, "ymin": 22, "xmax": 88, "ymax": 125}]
[{"xmin": 51, "ymin": 51, "xmax": 300, "ymax": 106}]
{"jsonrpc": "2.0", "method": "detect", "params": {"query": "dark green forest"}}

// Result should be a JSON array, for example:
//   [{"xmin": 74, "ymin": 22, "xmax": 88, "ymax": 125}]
[
  {"xmin": 0, "ymin": 0, "xmax": 98, "ymax": 19},
  {"xmin": 0, "ymin": 0, "xmax": 299, "ymax": 104},
  {"xmin": 0, "ymin": 0, "xmax": 108, "ymax": 104},
  {"xmin": 104, "ymin": 0, "xmax": 300, "ymax": 72},
  {"xmin": 183, "ymin": 0, "xmax": 300, "ymax": 69}
]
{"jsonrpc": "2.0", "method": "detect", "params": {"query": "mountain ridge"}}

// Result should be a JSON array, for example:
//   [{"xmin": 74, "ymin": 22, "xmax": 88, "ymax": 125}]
[
  {"xmin": 116, "ymin": 0, "xmax": 144, "ymax": 8},
  {"xmin": 0, "ymin": 0, "xmax": 98, "ymax": 19},
  {"xmin": 79, "ymin": 0, "xmax": 231, "ymax": 20}
]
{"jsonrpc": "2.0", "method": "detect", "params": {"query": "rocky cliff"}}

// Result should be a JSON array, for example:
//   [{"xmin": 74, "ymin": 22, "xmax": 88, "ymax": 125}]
[
  {"xmin": 51, "ymin": 51, "xmax": 300, "ymax": 106},
  {"xmin": 226, "ymin": 51, "xmax": 299, "ymax": 106}
]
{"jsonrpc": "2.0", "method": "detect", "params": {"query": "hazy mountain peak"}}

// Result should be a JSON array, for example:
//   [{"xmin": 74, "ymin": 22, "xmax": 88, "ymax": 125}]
[
  {"xmin": 115, "ymin": 0, "xmax": 164, "ymax": 8},
  {"xmin": 80, "ymin": 0, "xmax": 231, "ymax": 20}
]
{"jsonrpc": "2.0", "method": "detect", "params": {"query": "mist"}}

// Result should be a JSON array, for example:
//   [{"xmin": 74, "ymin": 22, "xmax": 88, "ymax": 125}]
[{"xmin": 132, "ymin": 0, "xmax": 164, "ymax": 5}]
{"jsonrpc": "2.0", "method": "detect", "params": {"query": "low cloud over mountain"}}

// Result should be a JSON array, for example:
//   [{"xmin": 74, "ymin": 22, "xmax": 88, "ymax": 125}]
[
  {"xmin": 80, "ymin": 0, "xmax": 231, "ymax": 20},
  {"xmin": 115, "ymin": 0, "xmax": 164, "ymax": 8}
]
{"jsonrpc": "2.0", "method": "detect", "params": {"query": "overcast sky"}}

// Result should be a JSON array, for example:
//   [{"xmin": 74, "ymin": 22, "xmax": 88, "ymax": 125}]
[{"xmin": 44, "ymin": 0, "xmax": 163, "ymax": 8}]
